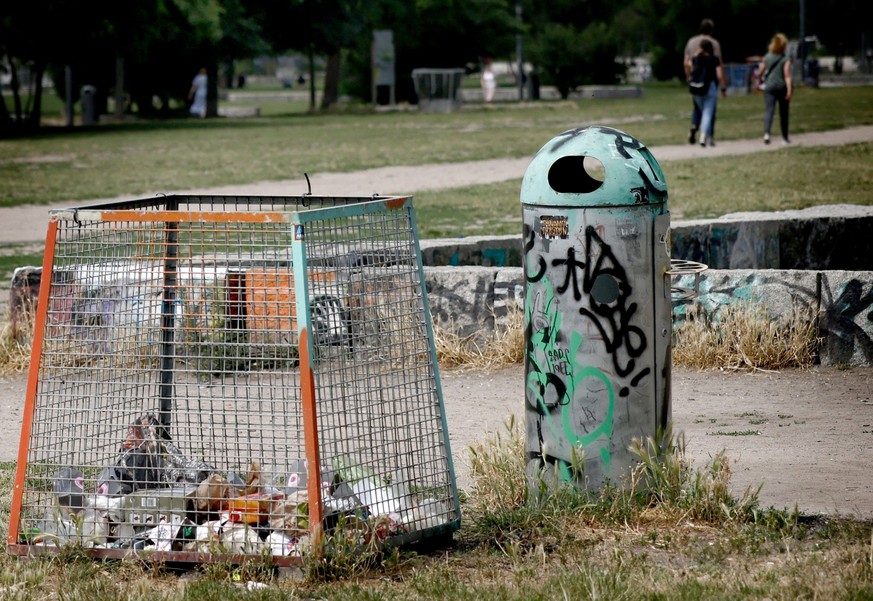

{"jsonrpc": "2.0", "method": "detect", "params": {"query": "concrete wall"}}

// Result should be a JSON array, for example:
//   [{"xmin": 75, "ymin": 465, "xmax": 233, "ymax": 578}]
[
  {"xmin": 671, "ymin": 205, "xmax": 873, "ymax": 270},
  {"xmin": 418, "ymin": 205, "xmax": 873, "ymax": 365},
  {"xmin": 11, "ymin": 205, "xmax": 872, "ymax": 365},
  {"xmin": 420, "ymin": 204, "xmax": 873, "ymax": 271},
  {"xmin": 423, "ymin": 266, "xmax": 873, "ymax": 367}
]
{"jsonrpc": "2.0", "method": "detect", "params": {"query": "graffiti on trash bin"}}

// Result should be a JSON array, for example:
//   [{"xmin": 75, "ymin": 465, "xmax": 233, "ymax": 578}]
[
  {"xmin": 525, "ymin": 221, "xmax": 654, "ymax": 482},
  {"xmin": 525, "ymin": 279, "xmax": 616, "ymax": 481}
]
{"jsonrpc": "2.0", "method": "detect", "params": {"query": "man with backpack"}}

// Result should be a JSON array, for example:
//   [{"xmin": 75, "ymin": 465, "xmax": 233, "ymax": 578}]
[{"xmin": 683, "ymin": 19, "xmax": 727, "ymax": 144}]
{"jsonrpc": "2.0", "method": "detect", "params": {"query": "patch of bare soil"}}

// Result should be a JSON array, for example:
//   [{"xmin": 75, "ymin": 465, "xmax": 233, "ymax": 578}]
[{"xmin": 438, "ymin": 365, "xmax": 873, "ymax": 517}]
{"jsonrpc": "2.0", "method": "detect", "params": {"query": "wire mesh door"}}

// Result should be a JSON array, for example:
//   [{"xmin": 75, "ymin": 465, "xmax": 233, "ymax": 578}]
[{"xmin": 8, "ymin": 195, "xmax": 460, "ymax": 565}]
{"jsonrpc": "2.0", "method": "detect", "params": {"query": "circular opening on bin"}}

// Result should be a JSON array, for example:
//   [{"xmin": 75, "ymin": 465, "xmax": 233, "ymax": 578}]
[{"xmin": 548, "ymin": 155, "xmax": 605, "ymax": 194}]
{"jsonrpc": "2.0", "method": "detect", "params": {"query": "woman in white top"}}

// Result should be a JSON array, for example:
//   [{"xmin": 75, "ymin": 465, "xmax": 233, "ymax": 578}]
[
  {"xmin": 481, "ymin": 61, "xmax": 496, "ymax": 103},
  {"xmin": 188, "ymin": 68, "xmax": 208, "ymax": 118}
]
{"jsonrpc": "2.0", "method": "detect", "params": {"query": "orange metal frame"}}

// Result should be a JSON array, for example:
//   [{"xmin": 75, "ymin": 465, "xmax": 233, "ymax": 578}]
[
  {"xmin": 299, "ymin": 328, "xmax": 324, "ymax": 551},
  {"xmin": 7, "ymin": 212, "xmax": 325, "ymax": 559},
  {"xmin": 8, "ymin": 222, "xmax": 58, "ymax": 546},
  {"xmin": 92, "ymin": 210, "xmax": 292, "ymax": 224}
]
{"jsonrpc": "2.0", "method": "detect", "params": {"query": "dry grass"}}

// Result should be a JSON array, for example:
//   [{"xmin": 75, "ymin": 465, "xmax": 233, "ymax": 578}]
[
  {"xmin": 0, "ymin": 299, "xmax": 821, "ymax": 377},
  {"xmin": 436, "ymin": 299, "xmax": 819, "ymax": 373},
  {"xmin": 673, "ymin": 302, "xmax": 820, "ymax": 371},
  {"xmin": 466, "ymin": 414, "xmax": 528, "ymax": 512},
  {"xmin": 434, "ymin": 304, "xmax": 524, "ymax": 370},
  {"xmin": 0, "ymin": 316, "xmax": 33, "ymax": 375}
]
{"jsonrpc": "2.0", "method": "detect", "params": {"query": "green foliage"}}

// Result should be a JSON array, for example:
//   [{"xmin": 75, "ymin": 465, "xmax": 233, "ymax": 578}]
[
  {"xmin": 343, "ymin": 0, "xmax": 520, "ymax": 103},
  {"xmin": 527, "ymin": 21, "xmax": 624, "ymax": 97}
]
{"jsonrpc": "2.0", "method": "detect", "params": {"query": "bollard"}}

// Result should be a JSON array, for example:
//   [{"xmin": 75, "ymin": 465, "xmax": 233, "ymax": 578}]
[{"xmin": 521, "ymin": 125, "xmax": 671, "ymax": 492}]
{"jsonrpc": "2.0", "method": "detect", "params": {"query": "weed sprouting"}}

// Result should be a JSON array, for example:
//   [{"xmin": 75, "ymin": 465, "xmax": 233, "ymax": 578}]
[{"xmin": 465, "ymin": 418, "xmax": 773, "ymax": 557}]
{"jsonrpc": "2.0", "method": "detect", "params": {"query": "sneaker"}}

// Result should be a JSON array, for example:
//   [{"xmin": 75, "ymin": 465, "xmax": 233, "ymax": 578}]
[
  {"xmin": 763, "ymin": 133, "xmax": 771, "ymax": 144},
  {"xmin": 688, "ymin": 128, "xmax": 698, "ymax": 144},
  {"xmin": 782, "ymin": 137, "xmax": 791, "ymax": 145},
  {"xmin": 706, "ymin": 137, "xmax": 716, "ymax": 147}
]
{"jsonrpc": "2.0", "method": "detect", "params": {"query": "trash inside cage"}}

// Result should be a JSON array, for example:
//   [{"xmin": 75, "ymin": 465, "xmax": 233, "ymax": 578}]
[{"xmin": 8, "ymin": 195, "xmax": 460, "ymax": 565}]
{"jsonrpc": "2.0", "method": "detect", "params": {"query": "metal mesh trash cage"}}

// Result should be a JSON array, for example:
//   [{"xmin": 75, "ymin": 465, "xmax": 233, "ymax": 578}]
[
  {"xmin": 8, "ymin": 194, "xmax": 461, "ymax": 566},
  {"xmin": 411, "ymin": 68, "xmax": 465, "ymax": 113}
]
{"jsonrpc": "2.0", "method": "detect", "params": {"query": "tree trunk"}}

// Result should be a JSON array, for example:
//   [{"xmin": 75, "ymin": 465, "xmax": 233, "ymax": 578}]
[
  {"xmin": 308, "ymin": 46, "xmax": 316, "ymax": 112},
  {"xmin": 9, "ymin": 58, "xmax": 23, "ymax": 123},
  {"xmin": 115, "ymin": 55, "xmax": 125, "ymax": 119},
  {"xmin": 30, "ymin": 61, "xmax": 45, "ymax": 129},
  {"xmin": 0, "ymin": 58, "xmax": 12, "ymax": 133},
  {"xmin": 206, "ymin": 64, "xmax": 219, "ymax": 118},
  {"xmin": 320, "ymin": 52, "xmax": 341, "ymax": 110}
]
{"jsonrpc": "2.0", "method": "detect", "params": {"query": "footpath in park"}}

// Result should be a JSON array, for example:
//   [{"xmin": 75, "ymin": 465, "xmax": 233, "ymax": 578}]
[{"xmin": 2, "ymin": 125, "xmax": 873, "ymax": 244}]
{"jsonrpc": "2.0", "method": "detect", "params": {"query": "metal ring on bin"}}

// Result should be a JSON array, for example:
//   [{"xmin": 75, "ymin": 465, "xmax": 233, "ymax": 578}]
[{"xmin": 667, "ymin": 259, "xmax": 708, "ymax": 301}]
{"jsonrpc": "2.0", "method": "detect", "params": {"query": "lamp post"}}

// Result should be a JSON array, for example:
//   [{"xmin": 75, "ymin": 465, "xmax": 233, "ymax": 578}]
[
  {"xmin": 799, "ymin": 0, "xmax": 806, "ymax": 81},
  {"xmin": 516, "ymin": 0, "xmax": 524, "ymax": 101}
]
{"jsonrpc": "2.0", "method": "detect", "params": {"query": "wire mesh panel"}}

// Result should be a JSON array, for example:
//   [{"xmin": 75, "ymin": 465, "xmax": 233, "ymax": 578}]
[{"xmin": 8, "ymin": 195, "xmax": 460, "ymax": 565}]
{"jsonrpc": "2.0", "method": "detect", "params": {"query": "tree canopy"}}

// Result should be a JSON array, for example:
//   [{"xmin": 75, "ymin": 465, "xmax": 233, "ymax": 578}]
[{"xmin": 1, "ymin": 0, "xmax": 870, "ymax": 132}]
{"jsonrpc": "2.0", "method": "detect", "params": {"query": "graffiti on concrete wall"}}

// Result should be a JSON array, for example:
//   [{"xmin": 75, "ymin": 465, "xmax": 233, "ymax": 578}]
[
  {"xmin": 673, "ymin": 271, "xmax": 873, "ymax": 366},
  {"xmin": 822, "ymin": 278, "xmax": 873, "ymax": 365}
]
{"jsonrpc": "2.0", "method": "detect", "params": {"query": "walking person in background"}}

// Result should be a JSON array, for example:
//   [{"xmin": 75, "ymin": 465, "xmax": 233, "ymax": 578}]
[
  {"xmin": 188, "ymin": 67, "xmax": 208, "ymax": 118},
  {"xmin": 684, "ymin": 19, "xmax": 725, "ymax": 144},
  {"xmin": 480, "ymin": 58, "xmax": 496, "ymax": 103},
  {"xmin": 756, "ymin": 34, "xmax": 793, "ymax": 144},
  {"xmin": 689, "ymin": 39, "xmax": 725, "ymax": 147}
]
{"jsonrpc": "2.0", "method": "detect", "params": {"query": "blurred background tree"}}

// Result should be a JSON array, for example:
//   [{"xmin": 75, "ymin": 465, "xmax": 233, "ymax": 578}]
[{"xmin": 1, "ymin": 0, "xmax": 870, "ymax": 132}]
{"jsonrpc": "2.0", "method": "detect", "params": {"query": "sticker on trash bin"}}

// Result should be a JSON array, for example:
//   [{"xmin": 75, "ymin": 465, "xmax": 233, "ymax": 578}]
[
  {"xmin": 295, "ymin": 225, "xmax": 304, "ymax": 241},
  {"xmin": 540, "ymin": 215, "xmax": 568, "ymax": 239}
]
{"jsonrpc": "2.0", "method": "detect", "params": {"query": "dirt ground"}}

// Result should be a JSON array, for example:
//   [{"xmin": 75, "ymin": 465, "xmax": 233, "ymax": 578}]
[
  {"xmin": 440, "ymin": 365, "xmax": 873, "ymax": 518},
  {"xmin": 4, "ymin": 126, "xmax": 873, "ymax": 519},
  {"xmin": 2, "ymin": 365, "xmax": 872, "ymax": 518}
]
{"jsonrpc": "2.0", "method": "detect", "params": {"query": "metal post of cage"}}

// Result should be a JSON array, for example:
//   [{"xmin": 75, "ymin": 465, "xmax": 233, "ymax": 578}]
[{"xmin": 159, "ymin": 197, "xmax": 179, "ymax": 436}]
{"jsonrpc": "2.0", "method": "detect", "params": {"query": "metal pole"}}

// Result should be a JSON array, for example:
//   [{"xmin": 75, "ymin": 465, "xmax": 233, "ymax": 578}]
[
  {"xmin": 799, "ymin": 0, "xmax": 806, "ymax": 83},
  {"xmin": 516, "ymin": 0, "xmax": 524, "ymax": 101},
  {"xmin": 159, "ymin": 197, "xmax": 179, "ymax": 437},
  {"xmin": 64, "ymin": 66, "xmax": 73, "ymax": 127}
]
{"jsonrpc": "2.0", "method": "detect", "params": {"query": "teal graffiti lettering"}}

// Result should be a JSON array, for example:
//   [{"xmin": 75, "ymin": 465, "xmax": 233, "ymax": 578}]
[
  {"xmin": 526, "ymin": 286, "xmax": 615, "ymax": 480},
  {"xmin": 482, "ymin": 248, "xmax": 507, "ymax": 267}
]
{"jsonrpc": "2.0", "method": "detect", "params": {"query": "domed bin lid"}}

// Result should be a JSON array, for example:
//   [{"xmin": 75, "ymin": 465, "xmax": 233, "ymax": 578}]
[{"xmin": 521, "ymin": 125, "xmax": 668, "ymax": 208}]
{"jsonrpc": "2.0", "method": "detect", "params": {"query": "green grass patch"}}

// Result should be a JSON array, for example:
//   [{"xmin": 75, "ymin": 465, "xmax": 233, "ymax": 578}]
[
  {"xmin": 0, "ymin": 244, "xmax": 45, "ymax": 281},
  {"xmin": 413, "ymin": 141, "xmax": 873, "ymax": 232},
  {"xmin": 1, "ymin": 84, "xmax": 872, "ymax": 208}
]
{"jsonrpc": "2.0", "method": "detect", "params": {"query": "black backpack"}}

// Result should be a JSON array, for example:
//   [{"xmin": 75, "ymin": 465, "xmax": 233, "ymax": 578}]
[{"xmin": 688, "ymin": 56, "xmax": 708, "ymax": 95}]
